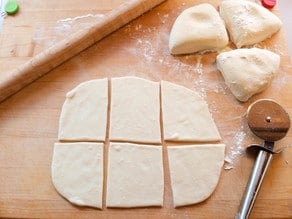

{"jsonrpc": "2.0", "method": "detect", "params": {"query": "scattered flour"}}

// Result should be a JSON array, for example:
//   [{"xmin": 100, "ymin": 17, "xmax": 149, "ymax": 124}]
[
  {"xmin": 31, "ymin": 7, "xmax": 287, "ymax": 170},
  {"xmin": 224, "ymin": 127, "xmax": 246, "ymax": 170},
  {"xmin": 0, "ymin": 0, "xmax": 7, "ymax": 32},
  {"xmin": 33, "ymin": 13, "xmax": 105, "ymax": 48}
]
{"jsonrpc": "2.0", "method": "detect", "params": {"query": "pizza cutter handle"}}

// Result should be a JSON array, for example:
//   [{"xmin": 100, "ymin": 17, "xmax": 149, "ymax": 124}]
[{"xmin": 236, "ymin": 148, "xmax": 273, "ymax": 219}]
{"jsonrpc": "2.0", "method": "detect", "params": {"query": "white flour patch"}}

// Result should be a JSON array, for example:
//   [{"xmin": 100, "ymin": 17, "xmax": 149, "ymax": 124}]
[
  {"xmin": 0, "ymin": 0, "xmax": 7, "ymax": 32},
  {"xmin": 33, "ymin": 13, "xmax": 105, "ymax": 48},
  {"xmin": 224, "ymin": 127, "xmax": 246, "ymax": 170}
]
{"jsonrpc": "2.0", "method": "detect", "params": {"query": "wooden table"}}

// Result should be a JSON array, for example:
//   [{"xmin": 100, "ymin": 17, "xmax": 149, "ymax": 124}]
[{"xmin": 0, "ymin": 0, "xmax": 291, "ymax": 218}]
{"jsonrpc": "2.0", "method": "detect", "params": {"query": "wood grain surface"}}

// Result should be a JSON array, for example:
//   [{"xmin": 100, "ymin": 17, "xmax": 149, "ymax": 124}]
[
  {"xmin": 0, "ymin": 0, "xmax": 166, "ymax": 103},
  {"xmin": 0, "ymin": 0, "xmax": 291, "ymax": 218}
]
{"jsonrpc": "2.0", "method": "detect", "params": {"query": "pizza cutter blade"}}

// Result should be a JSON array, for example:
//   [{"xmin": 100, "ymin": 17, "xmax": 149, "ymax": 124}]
[{"xmin": 236, "ymin": 99, "xmax": 290, "ymax": 219}]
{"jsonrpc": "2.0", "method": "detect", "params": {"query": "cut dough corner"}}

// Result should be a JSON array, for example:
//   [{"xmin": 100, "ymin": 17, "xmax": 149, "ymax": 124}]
[
  {"xmin": 169, "ymin": 3, "xmax": 229, "ymax": 55},
  {"xmin": 106, "ymin": 142, "xmax": 164, "ymax": 208},
  {"xmin": 161, "ymin": 80, "xmax": 221, "ymax": 142},
  {"xmin": 58, "ymin": 78, "xmax": 108, "ymax": 142},
  {"xmin": 110, "ymin": 76, "xmax": 161, "ymax": 144},
  {"xmin": 216, "ymin": 48, "xmax": 280, "ymax": 102},
  {"xmin": 51, "ymin": 142, "xmax": 104, "ymax": 209},
  {"xmin": 167, "ymin": 144, "xmax": 225, "ymax": 207},
  {"xmin": 219, "ymin": 0, "xmax": 282, "ymax": 48}
]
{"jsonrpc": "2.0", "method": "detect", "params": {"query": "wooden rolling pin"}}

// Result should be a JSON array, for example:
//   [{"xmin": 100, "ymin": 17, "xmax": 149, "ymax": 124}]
[{"xmin": 0, "ymin": 0, "xmax": 166, "ymax": 103}]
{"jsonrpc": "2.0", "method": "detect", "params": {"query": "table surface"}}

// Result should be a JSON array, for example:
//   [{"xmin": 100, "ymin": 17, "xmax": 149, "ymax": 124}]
[{"xmin": 0, "ymin": 0, "xmax": 291, "ymax": 218}]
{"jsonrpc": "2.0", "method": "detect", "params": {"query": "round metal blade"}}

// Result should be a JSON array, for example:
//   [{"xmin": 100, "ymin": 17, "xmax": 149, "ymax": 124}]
[{"xmin": 247, "ymin": 99, "xmax": 290, "ymax": 142}]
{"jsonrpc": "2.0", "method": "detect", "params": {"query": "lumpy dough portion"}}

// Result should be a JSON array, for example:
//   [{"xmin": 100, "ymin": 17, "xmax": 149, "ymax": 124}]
[
  {"xmin": 161, "ymin": 80, "xmax": 221, "ymax": 142},
  {"xmin": 219, "ymin": 0, "xmax": 282, "ymax": 48},
  {"xmin": 109, "ymin": 77, "xmax": 161, "ymax": 144},
  {"xmin": 169, "ymin": 3, "xmax": 229, "ymax": 55},
  {"xmin": 51, "ymin": 142, "xmax": 104, "ymax": 208},
  {"xmin": 167, "ymin": 144, "xmax": 225, "ymax": 207},
  {"xmin": 106, "ymin": 142, "xmax": 164, "ymax": 208},
  {"xmin": 58, "ymin": 79, "xmax": 108, "ymax": 142},
  {"xmin": 216, "ymin": 48, "xmax": 280, "ymax": 102}
]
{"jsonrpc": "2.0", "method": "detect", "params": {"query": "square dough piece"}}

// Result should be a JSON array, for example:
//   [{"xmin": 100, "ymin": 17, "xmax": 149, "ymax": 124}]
[
  {"xmin": 106, "ymin": 142, "xmax": 164, "ymax": 208},
  {"xmin": 167, "ymin": 144, "xmax": 225, "ymax": 207},
  {"xmin": 58, "ymin": 78, "xmax": 108, "ymax": 141},
  {"xmin": 109, "ymin": 77, "xmax": 161, "ymax": 143},
  {"xmin": 51, "ymin": 142, "xmax": 104, "ymax": 209},
  {"xmin": 161, "ymin": 80, "xmax": 221, "ymax": 142}
]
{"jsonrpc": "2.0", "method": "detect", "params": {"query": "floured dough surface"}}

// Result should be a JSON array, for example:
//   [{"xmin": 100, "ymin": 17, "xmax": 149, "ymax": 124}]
[
  {"xmin": 106, "ymin": 142, "xmax": 164, "ymax": 208},
  {"xmin": 219, "ymin": 0, "xmax": 282, "ymax": 48},
  {"xmin": 167, "ymin": 144, "xmax": 225, "ymax": 207},
  {"xmin": 216, "ymin": 48, "xmax": 280, "ymax": 102},
  {"xmin": 51, "ymin": 142, "xmax": 104, "ymax": 208},
  {"xmin": 58, "ymin": 79, "xmax": 108, "ymax": 141},
  {"xmin": 169, "ymin": 3, "xmax": 228, "ymax": 55},
  {"xmin": 109, "ymin": 77, "xmax": 161, "ymax": 144},
  {"xmin": 54, "ymin": 77, "xmax": 225, "ymax": 209},
  {"xmin": 161, "ymin": 80, "xmax": 221, "ymax": 142}
]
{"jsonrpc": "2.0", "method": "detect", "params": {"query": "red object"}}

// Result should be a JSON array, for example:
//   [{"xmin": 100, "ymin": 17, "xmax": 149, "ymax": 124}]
[{"xmin": 261, "ymin": 0, "xmax": 277, "ymax": 9}]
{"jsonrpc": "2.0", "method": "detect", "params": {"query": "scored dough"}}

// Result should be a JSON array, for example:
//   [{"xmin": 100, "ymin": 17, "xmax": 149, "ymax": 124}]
[
  {"xmin": 58, "ymin": 79, "xmax": 108, "ymax": 141},
  {"xmin": 167, "ymin": 144, "xmax": 225, "ymax": 207},
  {"xmin": 109, "ymin": 77, "xmax": 161, "ymax": 144},
  {"xmin": 219, "ymin": 0, "xmax": 282, "ymax": 48},
  {"xmin": 216, "ymin": 48, "xmax": 280, "ymax": 102},
  {"xmin": 169, "ymin": 3, "xmax": 228, "ymax": 55},
  {"xmin": 161, "ymin": 80, "xmax": 221, "ymax": 142},
  {"xmin": 106, "ymin": 142, "xmax": 164, "ymax": 208},
  {"xmin": 51, "ymin": 142, "xmax": 104, "ymax": 208}
]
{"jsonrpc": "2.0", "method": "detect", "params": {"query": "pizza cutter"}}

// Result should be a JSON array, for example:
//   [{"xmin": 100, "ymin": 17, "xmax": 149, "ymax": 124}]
[{"xmin": 236, "ymin": 99, "xmax": 290, "ymax": 219}]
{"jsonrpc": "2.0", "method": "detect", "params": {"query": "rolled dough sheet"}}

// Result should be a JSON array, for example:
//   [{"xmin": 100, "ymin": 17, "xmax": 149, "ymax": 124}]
[
  {"xmin": 51, "ymin": 142, "xmax": 104, "ymax": 209},
  {"xmin": 161, "ymin": 80, "xmax": 221, "ymax": 142},
  {"xmin": 58, "ymin": 78, "xmax": 108, "ymax": 142},
  {"xmin": 106, "ymin": 142, "xmax": 164, "ymax": 208},
  {"xmin": 167, "ymin": 144, "xmax": 225, "ymax": 207},
  {"xmin": 109, "ymin": 77, "xmax": 161, "ymax": 144},
  {"xmin": 169, "ymin": 3, "xmax": 228, "ymax": 55}
]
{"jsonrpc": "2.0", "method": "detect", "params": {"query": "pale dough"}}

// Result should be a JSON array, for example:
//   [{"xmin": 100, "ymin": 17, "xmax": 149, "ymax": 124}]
[
  {"xmin": 216, "ymin": 48, "xmax": 280, "ymax": 102},
  {"xmin": 58, "ymin": 79, "xmax": 108, "ymax": 141},
  {"xmin": 169, "ymin": 3, "xmax": 228, "ymax": 55},
  {"xmin": 106, "ymin": 142, "xmax": 164, "ymax": 208},
  {"xmin": 161, "ymin": 80, "xmax": 221, "ymax": 142},
  {"xmin": 167, "ymin": 144, "xmax": 225, "ymax": 207},
  {"xmin": 51, "ymin": 142, "xmax": 103, "ymax": 208},
  {"xmin": 219, "ymin": 0, "xmax": 282, "ymax": 48},
  {"xmin": 109, "ymin": 77, "xmax": 161, "ymax": 144}
]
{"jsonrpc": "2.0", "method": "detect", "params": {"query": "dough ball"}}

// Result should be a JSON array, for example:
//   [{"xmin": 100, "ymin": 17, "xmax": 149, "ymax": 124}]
[
  {"xmin": 219, "ymin": 0, "xmax": 282, "ymax": 48},
  {"xmin": 169, "ymin": 3, "xmax": 229, "ymax": 55},
  {"xmin": 216, "ymin": 48, "xmax": 280, "ymax": 102}
]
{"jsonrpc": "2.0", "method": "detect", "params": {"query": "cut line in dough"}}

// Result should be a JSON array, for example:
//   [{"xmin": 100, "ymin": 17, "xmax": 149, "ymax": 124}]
[
  {"xmin": 51, "ymin": 142, "xmax": 104, "ymax": 209},
  {"xmin": 167, "ymin": 144, "xmax": 225, "ymax": 207}
]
